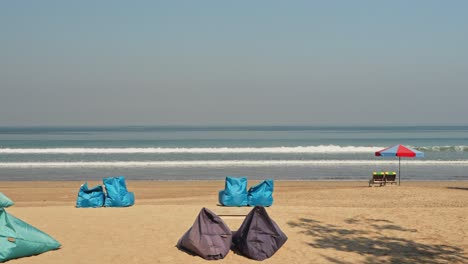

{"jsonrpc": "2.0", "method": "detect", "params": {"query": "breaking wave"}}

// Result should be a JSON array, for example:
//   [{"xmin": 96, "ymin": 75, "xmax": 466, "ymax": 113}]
[
  {"xmin": 0, "ymin": 146, "xmax": 382, "ymax": 154},
  {"xmin": 0, "ymin": 160, "xmax": 467, "ymax": 168},
  {"xmin": 415, "ymin": 146, "xmax": 468, "ymax": 152}
]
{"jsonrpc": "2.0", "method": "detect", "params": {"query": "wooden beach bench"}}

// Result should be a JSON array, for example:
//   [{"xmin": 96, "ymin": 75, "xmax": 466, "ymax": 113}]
[
  {"xmin": 384, "ymin": 171, "xmax": 397, "ymax": 185},
  {"xmin": 213, "ymin": 206, "xmax": 250, "ymax": 220},
  {"xmin": 369, "ymin": 172, "xmax": 386, "ymax": 187}
]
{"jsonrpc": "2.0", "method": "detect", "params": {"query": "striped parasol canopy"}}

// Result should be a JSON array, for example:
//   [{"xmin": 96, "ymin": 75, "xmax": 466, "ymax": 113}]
[
  {"xmin": 375, "ymin": 144, "xmax": 424, "ymax": 185},
  {"xmin": 375, "ymin": 144, "xmax": 424, "ymax": 158}
]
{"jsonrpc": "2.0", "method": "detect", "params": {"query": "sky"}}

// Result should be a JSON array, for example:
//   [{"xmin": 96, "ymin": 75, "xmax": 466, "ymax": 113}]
[{"xmin": 1, "ymin": 1, "xmax": 467, "ymax": 126}]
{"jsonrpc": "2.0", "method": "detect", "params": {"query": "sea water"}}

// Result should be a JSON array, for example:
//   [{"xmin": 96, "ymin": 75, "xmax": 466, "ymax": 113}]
[{"xmin": 0, "ymin": 126, "xmax": 467, "ymax": 181}]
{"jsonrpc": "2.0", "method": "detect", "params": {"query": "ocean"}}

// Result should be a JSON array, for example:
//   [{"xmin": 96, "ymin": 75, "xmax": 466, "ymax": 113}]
[{"xmin": 0, "ymin": 126, "xmax": 467, "ymax": 181}]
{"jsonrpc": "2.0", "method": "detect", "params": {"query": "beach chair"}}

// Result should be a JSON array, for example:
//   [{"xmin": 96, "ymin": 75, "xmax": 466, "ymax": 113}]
[
  {"xmin": 232, "ymin": 206, "xmax": 288, "ymax": 260},
  {"xmin": 76, "ymin": 182, "xmax": 105, "ymax": 208},
  {"xmin": 384, "ymin": 171, "xmax": 397, "ymax": 185},
  {"xmin": 247, "ymin": 179, "xmax": 274, "ymax": 207},
  {"xmin": 0, "ymin": 192, "xmax": 14, "ymax": 208},
  {"xmin": 103, "ymin": 176, "xmax": 135, "ymax": 207},
  {"xmin": 0, "ymin": 193, "xmax": 61, "ymax": 262},
  {"xmin": 177, "ymin": 208, "xmax": 232, "ymax": 260},
  {"xmin": 218, "ymin": 176, "xmax": 248, "ymax": 206},
  {"xmin": 369, "ymin": 172, "xmax": 386, "ymax": 187}
]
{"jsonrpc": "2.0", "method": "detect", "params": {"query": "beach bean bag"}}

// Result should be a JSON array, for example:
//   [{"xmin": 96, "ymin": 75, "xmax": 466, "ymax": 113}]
[
  {"xmin": 0, "ymin": 192, "xmax": 14, "ymax": 208},
  {"xmin": 0, "ymin": 208, "xmax": 61, "ymax": 262},
  {"xmin": 218, "ymin": 176, "xmax": 248, "ymax": 206},
  {"xmin": 103, "ymin": 176, "xmax": 135, "ymax": 207},
  {"xmin": 248, "ymin": 179, "xmax": 274, "ymax": 206},
  {"xmin": 76, "ymin": 182, "xmax": 105, "ymax": 208},
  {"xmin": 177, "ymin": 208, "xmax": 232, "ymax": 260},
  {"xmin": 232, "ymin": 206, "xmax": 288, "ymax": 260}
]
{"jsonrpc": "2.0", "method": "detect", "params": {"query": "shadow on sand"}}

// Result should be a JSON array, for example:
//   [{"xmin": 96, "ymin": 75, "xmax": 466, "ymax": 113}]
[
  {"xmin": 288, "ymin": 217, "xmax": 467, "ymax": 264},
  {"xmin": 447, "ymin": 187, "xmax": 468, "ymax": 191}
]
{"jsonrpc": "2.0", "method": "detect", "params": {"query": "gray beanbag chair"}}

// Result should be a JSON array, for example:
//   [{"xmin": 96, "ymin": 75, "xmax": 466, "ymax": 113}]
[
  {"xmin": 177, "ymin": 208, "xmax": 232, "ymax": 260},
  {"xmin": 232, "ymin": 206, "xmax": 287, "ymax": 260}
]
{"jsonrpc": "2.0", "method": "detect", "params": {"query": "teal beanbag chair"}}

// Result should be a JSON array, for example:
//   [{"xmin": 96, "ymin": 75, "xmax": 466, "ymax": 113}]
[
  {"xmin": 76, "ymin": 182, "xmax": 105, "ymax": 208},
  {"xmin": 218, "ymin": 176, "xmax": 248, "ymax": 206},
  {"xmin": 0, "ymin": 209, "xmax": 61, "ymax": 262},
  {"xmin": 0, "ymin": 192, "xmax": 14, "ymax": 208},
  {"xmin": 248, "ymin": 179, "xmax": 274, "ymax": 207},
  {"xmin": 103, "ymin": 176, "xmax": 135, "ymax": 207}
]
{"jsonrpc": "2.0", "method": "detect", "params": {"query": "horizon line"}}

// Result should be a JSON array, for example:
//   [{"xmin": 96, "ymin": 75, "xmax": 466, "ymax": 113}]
[{"xmin": 1, "ymin": 124, "xmax": 468, "ymax": 128}]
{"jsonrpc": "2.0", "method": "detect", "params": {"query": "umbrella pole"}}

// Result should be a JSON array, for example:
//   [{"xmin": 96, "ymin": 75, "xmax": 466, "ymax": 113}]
[{"xmin": 398, "ymin": 157, "xmax": 401, "ymax": 186}]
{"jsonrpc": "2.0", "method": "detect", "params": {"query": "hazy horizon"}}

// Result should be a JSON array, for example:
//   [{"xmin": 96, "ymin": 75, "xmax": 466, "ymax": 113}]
[
  {"xmin": 1, "ymin": 124, "xmax": 468, "ymax": 129},
  {"xmin": 1, "ymin": 1, "xmax": 467, "ymax": 126}
]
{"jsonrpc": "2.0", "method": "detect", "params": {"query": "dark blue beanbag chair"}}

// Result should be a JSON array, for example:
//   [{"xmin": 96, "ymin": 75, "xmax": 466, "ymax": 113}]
[
  {"xmin": 248, "ymin": 179, "xmax": 274, "ymax": 206},
  {"xmin": 218, "ymin": 176, "xmax": 248, "ymax": 206},
  {"xmin": 76, "ymin": 182, "xmax": 105, "ymax": 208},
  {"xmin": 103, "ymin": 176, "xmax": 135, "ymax": 207}
]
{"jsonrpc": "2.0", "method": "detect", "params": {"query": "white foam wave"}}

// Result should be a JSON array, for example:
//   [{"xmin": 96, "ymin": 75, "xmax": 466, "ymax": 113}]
[
  {"xmin": 0, "ymin": 146, "xmax": 382, "ymax": 154},
  {"xmin": 417, "ymin": 145, "xmax": 468, "ymax": 152},
  {"xmin": 0, "ymin": 160, "xmax": 467, "ymax": 168}
]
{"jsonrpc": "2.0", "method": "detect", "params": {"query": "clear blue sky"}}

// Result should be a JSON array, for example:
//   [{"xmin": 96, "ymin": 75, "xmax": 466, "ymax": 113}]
[{"xmin": 1, "ymin": 1, "xmax": 467, "ymax": 126}]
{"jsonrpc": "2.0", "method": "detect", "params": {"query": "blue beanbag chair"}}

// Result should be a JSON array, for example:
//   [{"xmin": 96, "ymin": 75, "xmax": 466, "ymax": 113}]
[
  {"xmin": 218, "ymin": 176, "xmax": 248, "ymax": 206},
  {"xmin": 103, "ymin": 176, "xmax": 135, "ymax": 207},
  {"xmin": 248, "ymin": 179, "xmax": 274, "ymax": 206},
  {"xmin": 0, "ymin": 208, "xmax": 61, "ymax": 262},
  {"xmin": 76, "ymin": 183, "xmax": 105, "ymax": 208},
  {"xmin": 0, "ymin": 192, "xmax": 14, "ymax": 208}
]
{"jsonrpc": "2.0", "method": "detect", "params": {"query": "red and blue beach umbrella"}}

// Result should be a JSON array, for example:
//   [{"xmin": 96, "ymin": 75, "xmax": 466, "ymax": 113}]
[{"xmin": 375, "ymin": 144, "xmax": 424, "ymax": 185}]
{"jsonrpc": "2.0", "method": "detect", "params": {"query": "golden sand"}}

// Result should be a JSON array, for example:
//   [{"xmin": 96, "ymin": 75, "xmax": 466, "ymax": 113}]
[{"xmin": 2, "ymin": 180, "xmax": 468, "ymax": 264}]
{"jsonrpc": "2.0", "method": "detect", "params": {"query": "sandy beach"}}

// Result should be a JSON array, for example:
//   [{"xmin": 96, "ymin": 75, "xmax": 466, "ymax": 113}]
[
  {"xmin": 1, "ymin": 180, "xmax": 467, "ymax": 264},
  {"xmin": 3, "ymin": 0, "xmax": 468, "ymax": 263}
]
